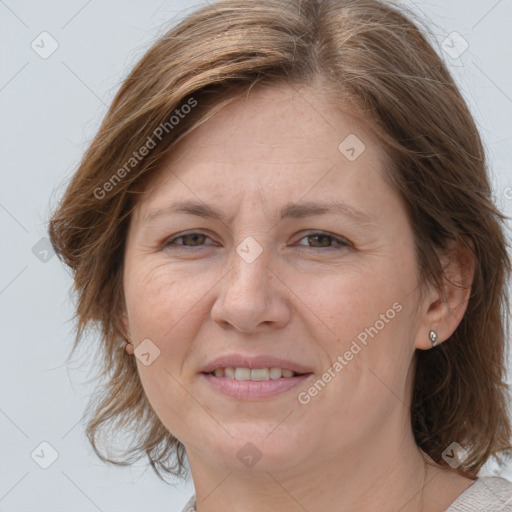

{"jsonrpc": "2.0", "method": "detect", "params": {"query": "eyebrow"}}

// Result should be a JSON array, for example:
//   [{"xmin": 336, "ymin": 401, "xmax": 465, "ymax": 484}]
[{"xmin": 144, "ymin": 199, "xmax": 376, "ymax": 226}]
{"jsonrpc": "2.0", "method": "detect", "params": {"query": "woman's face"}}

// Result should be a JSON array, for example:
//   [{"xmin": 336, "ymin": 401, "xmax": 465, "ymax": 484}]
[{"xmin": 122, "ymin": 83, "xmax": 430, "ymax": 474}]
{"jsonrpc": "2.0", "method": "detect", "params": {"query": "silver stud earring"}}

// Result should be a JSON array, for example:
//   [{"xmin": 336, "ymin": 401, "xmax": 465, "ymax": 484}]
[{"xmin": 429, "ymin": 330, "xmax": 439, "ymax": 347}]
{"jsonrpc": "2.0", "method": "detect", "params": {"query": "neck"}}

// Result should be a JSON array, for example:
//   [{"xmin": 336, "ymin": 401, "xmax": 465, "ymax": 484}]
[{"xmin": 186, "ymin": 415, "xmax": 433, "ymax": 512}]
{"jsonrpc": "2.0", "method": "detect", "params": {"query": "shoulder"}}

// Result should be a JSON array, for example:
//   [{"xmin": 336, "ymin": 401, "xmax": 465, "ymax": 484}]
[
  {"xmin": 446, "ymin": 476, "xmax": 512, "ymax": 511},
  {"xmin": 178, "ymin": 495, "xmax": 196, "ymax": 512}
]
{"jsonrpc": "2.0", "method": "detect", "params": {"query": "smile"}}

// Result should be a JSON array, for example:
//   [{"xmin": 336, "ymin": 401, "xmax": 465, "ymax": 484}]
[
  {"xmin": 201, "ymin": 370, "xmax": 313, "ymax": 399},
  {"xmin": 208, "ymin": 367, "xmax": 300, "ymax": 380}
]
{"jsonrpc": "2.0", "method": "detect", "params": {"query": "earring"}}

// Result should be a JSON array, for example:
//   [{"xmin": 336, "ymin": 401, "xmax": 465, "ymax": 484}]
[
  {"xmin": 124, "ymin": 341, "xmax": 134, "ymax": 355},
  {"xmin": 429, "ymin": 330, "xmax": 439, "ymax": 347}
]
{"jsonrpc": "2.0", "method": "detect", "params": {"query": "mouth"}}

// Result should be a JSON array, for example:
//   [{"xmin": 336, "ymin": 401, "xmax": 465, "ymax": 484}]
[
  {"xmin": 200, "ymin": 364, "xmax": 314, "ymax": 400},
  {"xmin": 205, "ymin": 367, "xmax": 305, "ymax": 380}
]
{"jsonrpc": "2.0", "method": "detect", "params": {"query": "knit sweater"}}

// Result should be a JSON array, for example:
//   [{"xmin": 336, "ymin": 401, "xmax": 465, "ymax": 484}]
[{"xmin": 179, "ymin": 476, "xmax": 512, "ymax": 511}]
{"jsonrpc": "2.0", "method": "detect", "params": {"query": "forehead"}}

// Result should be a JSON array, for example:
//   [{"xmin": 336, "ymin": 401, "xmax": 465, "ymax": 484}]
[
  {"xmin": 133, "ymin": 82, "xmax": 394, "ymax": 222},
  {"xmin": 171, "ymin": 82, "xmax": 382, "ymax": 165}
]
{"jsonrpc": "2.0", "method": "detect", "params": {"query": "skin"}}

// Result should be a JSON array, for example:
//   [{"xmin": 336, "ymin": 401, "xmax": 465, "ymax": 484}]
[{"xmin": 122, "ymin": 82, "xmax": 475, "ymax": 512}]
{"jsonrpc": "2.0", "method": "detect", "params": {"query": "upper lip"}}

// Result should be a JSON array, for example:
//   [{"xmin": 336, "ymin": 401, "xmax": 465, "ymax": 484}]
[{"xmin": 200, "ymin": 354, "xmax": 313, "ymax": 374}]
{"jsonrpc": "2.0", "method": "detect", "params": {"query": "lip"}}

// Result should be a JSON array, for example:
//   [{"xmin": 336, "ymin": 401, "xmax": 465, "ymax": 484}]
[
  {"xmin": 201, "ymin": 373, "xmax": 313, "ymax": 400},
  {"xmin": 200, "ymin": 354, "xmax": 313, "ymax": 374},
  {"xmin": 199, "ymin": 354, "xmax": 314, "ymax": 400}
]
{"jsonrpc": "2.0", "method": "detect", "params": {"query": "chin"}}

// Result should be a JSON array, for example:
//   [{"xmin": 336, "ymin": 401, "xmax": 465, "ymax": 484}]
[{"xmin": 198, "ymin": 426, "xmax": 309, "ymax": 473}]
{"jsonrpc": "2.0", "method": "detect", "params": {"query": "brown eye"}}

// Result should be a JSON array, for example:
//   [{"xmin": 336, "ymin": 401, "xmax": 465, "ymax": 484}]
[
  {"xmin": 179, "ymin": 233, "xmax": 208, "ymax": 246},
  {"xmin": 307, "ymin": 234, "xmax": 333, "ymax": 248},
  {"xmin": 165, "ymin": 232, "xmax": 213, "ymax": 248},
  {"xmin": 296, "ymin": 232, "xmax": 350, "ymax": 250}
]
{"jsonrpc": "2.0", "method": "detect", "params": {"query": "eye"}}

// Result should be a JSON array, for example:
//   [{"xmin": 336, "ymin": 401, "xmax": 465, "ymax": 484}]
[
  {"xmin": 164, "ymin": 232, "xmax": 214, "ymax": 249},
  {"xmin": 295, "ymin": 231, "xmax": 351, "ymax": 250}
]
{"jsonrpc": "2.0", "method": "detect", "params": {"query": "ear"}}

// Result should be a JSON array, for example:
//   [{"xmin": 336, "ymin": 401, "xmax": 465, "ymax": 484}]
[{"xmin": 415, "ymin": 237, "xmax": 475, "ymax": 350}]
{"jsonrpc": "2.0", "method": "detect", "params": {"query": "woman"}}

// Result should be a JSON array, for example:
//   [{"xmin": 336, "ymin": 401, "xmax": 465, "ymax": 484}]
[{"xmin": 48, "ymin": 0, "xmax": 512, "ymax": 510}]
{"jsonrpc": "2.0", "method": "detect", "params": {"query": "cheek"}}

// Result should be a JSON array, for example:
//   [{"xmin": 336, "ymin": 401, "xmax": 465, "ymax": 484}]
[
  {"xmin": 297, "ymin": 252, "xmax": 418, "ymax": 415},
  {"xmin": 294, "ymin": 266, "xmax": 417, "ymax": 441},
  {"xmin": 124, "ymin": 261, "xmax": 193, "ymax": 342},
  {"xmin": 294, "ymin": 256, "xmax": 416, "ymax": 349},
  {"xmin": 122, "ymin": 262, "xmax": 202, "ymax": 439}
]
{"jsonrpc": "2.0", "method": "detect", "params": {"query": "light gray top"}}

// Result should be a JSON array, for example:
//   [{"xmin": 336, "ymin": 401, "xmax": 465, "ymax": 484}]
[
  {"xmin": 445, "ymin": 476, "xmax": 512, "ymax": 511},
  {"xmin": 179, "ymin": 476, "xmax": 512, "ymax": 511}
]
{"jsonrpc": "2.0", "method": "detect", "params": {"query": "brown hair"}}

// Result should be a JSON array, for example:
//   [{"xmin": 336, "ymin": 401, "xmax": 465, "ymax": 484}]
[{"xmin": 48, "ymin": 0, "xmax": 512, "ymax": 481}]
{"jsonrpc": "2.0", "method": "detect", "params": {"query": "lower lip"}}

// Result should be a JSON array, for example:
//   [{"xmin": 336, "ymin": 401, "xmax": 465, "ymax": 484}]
[{"xmin": 201, "ymin": 373, "xmax": 313, "ymax": 400}]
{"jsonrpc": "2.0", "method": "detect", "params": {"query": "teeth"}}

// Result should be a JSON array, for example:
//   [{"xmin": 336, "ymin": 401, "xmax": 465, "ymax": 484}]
[
  {"xmin": 211, "ymin": 367, "xmax": 299, "ymax": 381},
  {"xmin": 251, "ymin": 368, "xmax": 269, "ymax": 381},
  {"xmin": 234, "ymin": 368, "xmax": 251, "ymax": 380},
  {"xmin": 269, "ymin": 367, "xmax": 283, "ymax": 379}
]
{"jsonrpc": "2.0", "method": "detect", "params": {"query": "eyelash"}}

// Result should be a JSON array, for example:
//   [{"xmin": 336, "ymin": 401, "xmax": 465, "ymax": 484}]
[{"xmin": 163, "ymin": 231, "xmax": 351, "ymax": 251}]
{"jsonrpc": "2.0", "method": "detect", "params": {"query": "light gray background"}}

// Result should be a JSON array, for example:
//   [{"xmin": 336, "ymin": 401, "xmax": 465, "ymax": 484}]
[{"xmin": 1, "ymin": 1, "xmax": 512, "ymax": 511}]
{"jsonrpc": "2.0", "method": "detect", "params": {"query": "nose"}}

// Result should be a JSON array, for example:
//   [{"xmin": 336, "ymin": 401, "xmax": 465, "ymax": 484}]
[{"xmin": 210, "ymin": 244, "xmax": 291, "ymax": 333}]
